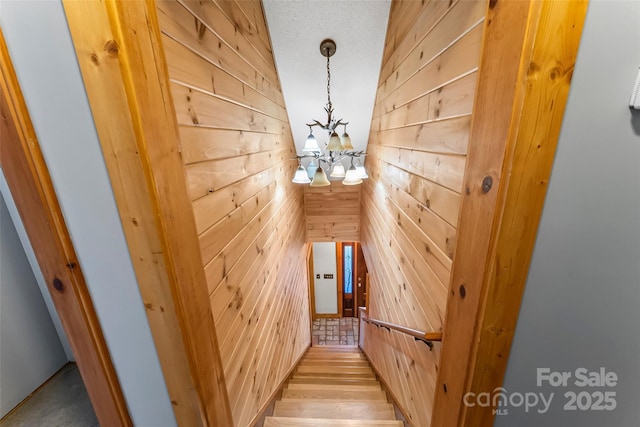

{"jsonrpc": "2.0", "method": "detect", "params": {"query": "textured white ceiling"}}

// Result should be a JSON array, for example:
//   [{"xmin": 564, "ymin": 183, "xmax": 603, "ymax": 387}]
[{"xmin": 262, "ymin": 0, "xmax": 391, "ymax": 165}]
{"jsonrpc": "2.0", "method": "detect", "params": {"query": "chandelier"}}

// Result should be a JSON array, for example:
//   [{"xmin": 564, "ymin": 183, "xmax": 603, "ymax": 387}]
[{"xmin": 292, "ymin": 39, "xmax": 368, "ymax": 187}]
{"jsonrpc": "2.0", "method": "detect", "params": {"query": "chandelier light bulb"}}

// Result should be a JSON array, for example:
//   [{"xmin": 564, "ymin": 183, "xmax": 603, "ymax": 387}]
[
  {"xmin": 326, "ymin": 131, "xmax": 344, "ymax": 151},
  {"xmin": 356, "ymin": 164, "xmax": 368, "ymax": 179},
  {"xmin": 303, "ymin": 131, "xmax": 321, "ymax": 154},
  {"xmin": 310, "ymin": 167, "xmax": 331, "ymax": 187},
  {"xmin": 330, "ymin": 163, "xmax": 346, "ymax": 178},
  {"xmin": 292, "ymin": 165, "xmax": 311, "ymax": 183},
  {"xmin": 307, "ymin": 160, "xmax": 318, "ymax": 179},
  {"xmin": 343, "ymin": 165, "xmax": 363, "ymax": 185},
  {"xmin": 341, "ymin": 127, "xmax": 353, "ymax": 150}
]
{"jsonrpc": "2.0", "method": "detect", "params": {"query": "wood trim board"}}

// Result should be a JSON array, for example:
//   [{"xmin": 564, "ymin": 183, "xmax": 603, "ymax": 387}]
[
  {"xmin": 62, "ymin": 1, "xmax": 233, "ymax": 425},
  {"xmin": 432, "ymin": 1, "xmax": 589, "ymax": 425},
  {"xmin": 0, "ymin": 29, "xmax": 131, "ymax": 427}
]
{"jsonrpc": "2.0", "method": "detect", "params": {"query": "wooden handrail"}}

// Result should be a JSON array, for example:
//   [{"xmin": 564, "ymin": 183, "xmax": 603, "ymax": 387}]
[{"xmin": 359, "ymin": 308, "xmax": 442, "ymax": 350}]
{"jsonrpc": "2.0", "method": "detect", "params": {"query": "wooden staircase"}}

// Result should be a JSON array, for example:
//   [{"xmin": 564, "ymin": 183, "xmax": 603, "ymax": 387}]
[{"xmin": 264, "ymin": 345, "xmax": 403, "ymax": 427}]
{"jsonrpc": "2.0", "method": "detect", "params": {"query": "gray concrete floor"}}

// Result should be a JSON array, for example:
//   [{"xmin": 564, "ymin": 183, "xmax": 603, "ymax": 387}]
[{"xmin": 0, "ymin": 363, "xmax": 98, "ymax": 427}]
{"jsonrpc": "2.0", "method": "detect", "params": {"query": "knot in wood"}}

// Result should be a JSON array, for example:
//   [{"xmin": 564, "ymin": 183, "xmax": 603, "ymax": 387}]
[
  {"xmin": 482, "ymin": 175, "xmax": 493, "ymax": 193},
  {"xmin": 104, "ymin": 40, "xmax": 120, "ymax": 55},
  {"xmin": 53, "ymin": 277, "xmax": 64, "ymax": 292}
]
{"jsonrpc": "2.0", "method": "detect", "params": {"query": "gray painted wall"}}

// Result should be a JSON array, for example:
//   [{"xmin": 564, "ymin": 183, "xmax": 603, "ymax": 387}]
[
  {"xmin": 0, "ymin": 1, "xmax": 176, "ymax": 425},
  {"xmin": 495, "ymin": 2, "xmax": 640, "ymax": 426},
  {"xmin": 0, "ymin": 193, "xmax": 67, "ymax": 417}
]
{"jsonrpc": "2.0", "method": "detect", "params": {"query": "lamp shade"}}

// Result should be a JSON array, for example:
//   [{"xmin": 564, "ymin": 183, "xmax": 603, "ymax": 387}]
[
  {"xmin": 326, "ymin": 131, "xmax": 344, "ymax": 151},
  {"xmin": 340, "ymin": 131, "xmax": 353, "ymax": 150},
  {"xmin": 342, "ymin": 165, "xmax": 363, "ymax": 185},
  {"xmin": 303, "ymin": 132, "xmax": 321, "ymax": 154},
  {"xmin": 310, "ymin": 167, "xmax": 330, "ymax": 187},
  {"xmin": 356, "ymin": 164, "xmax": 368, "ymax": 179},
  {"xmin": 307, "ymin": 160, "xmax": 318, "ymax": 179},
  {"xmin": 330, "ymin": 163, "xmax": 346, "ymax": 178},
  {"xmin": 292, "ymin": 165, "xmax": 311, "ymax": 184}
]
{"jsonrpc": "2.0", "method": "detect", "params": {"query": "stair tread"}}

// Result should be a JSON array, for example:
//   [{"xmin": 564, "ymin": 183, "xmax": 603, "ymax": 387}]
[
  {"xmin": 282, "ymin": 388, "xmax": 387, "ymax": 401},
  {"xmin": 300, "ymin": 363, "xmax": 369, "ymax": 368},
  {"xmin": 286, "ymin": 382, "xmax": 381, "ymax": 391},
  {"xmin": 293, "ymin": 372, "xmax": 376, "ymax": 380},
  {"xmin": 305, "ymin": 351, "xmax": 367, "ymax": 360},
  {"xmin": 273, "ymin": 400, "xmax": 395, "ymax": 420},
  {"xmin": 304, "ymin": 353, "xmax": 365, "ymax": 361},
  {"xmin": 308, "ymin": 345, "xmax": 359, "ymax": 350},
  {"xmin": 297, "ymin": 365, "xmax": 372, "ymax": 374},
  {"xmin": 264, "ymin": 417, "xmax": 403, "ymax": 427},
  {"xmin": 287, "ymin": 377, "xmax": 380, "ymax": 386}
]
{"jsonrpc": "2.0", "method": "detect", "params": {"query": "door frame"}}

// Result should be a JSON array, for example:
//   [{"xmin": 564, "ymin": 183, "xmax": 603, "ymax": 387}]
[
  {"xmin": 308, "ymin": 242, "xmax": 343, "ymax": 320},
  {"xmin": 354, "ymin": 242, "xmax": 367, "ymax": 316},
  {"xmin": 338, "ymin": 242, "xmax": 356, "ymax": 317},
  {"xmin": 0, "ymin": 30, "xmax": 131, "ymax": 427},
  {"xmin": 307, "ymin": 243, "xmax": 316, "ymax": 322}
]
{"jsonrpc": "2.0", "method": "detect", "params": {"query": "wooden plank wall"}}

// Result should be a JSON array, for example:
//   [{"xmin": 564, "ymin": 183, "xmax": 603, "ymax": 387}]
[
  {"xmin": 156, "ymin": 1, "xmax": 310, "ymax": 426},
  {"xmin": 304, "ymin": 182, "xmax": 361, "ymax": 242},
  {"xmin": 360, "ymin": 1, "xmax": 485, "ymax": 425}
]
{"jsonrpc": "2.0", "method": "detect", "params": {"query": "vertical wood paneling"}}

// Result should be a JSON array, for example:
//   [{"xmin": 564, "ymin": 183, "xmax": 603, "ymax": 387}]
[
  {"xmin": 360, "ymin": 0, "xmax": 485, "ymax": 425},
  {"xmin": 433, "ymin": 1, "xmax": 588, "ymax": 425},
  {"xmin": 157, "ymin": 1, "xmax": 310, "ymax": 426}
]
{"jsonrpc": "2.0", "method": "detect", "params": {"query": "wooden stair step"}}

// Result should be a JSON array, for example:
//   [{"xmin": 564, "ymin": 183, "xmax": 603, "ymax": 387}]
[
  {"xmin": 303, "ymin": 352, "xmax": 366, "ymax": 357},
  {"xmin": 303, "ymin": 355, "xmax": 366, "ymax": 360},
  {"xmin": 305, "ymin": 351, "xmax": 362, "ymax": 357},
  {"xmin": 299, "ymin": 359, "xmax": 370, "ymax": 368},
  {"xmin": 273, "ymin": 399, "xmax": 396, "ymax": 420},
  {"xmin": 286, "ymin": 382, "xmax": 381, "ymax": 391},
  {"xmin": 302, "ymin": 357, "xmax": 367, "ymax": 363},
  {"xmin": 264, "ymin": 417, "xmax": 403, "ymax": 427},
  {"xmin": 306, "ymin": 347, "xmax": 361, "ymax": 352},
  {"xmin": 282, "ymin": 387, "xmax": 387, "ymax": 401},
  {"xmin": 305, "ymin": 349, "xmax": 364, "ymax": 354},
  {"xmin": 292, "ymin": 372, "xmax": 376, "ymax": 380},
  {"xmin": 307, "ymin": 345, "xmax": 359, "ymax": 351},
  {"xmin": 287, "ymin": 377, "xmax": 380, "ymax": 387},
  {"xmin": 296, "ymin": 365, "xmax": 373, "ymax": 375}
]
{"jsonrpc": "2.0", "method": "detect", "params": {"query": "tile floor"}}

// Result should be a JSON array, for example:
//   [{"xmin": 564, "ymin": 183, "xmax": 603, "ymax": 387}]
[{"xmin": 311, "ymin": 317, "xmax": 359, "ymax": 346}]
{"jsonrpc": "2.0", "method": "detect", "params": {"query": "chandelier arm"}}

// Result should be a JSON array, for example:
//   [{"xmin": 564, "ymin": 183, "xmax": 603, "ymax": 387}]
[
  {"xmin": 317, "ymin": 157, "xmax": 333, "ymax": 166},
  {"xmin": 333, "ymin": 119, "xmax": 348, "ymax": 129},
  {"xmin": 306, "ymin": 120, "xmax": 329, "ymax": 130}
]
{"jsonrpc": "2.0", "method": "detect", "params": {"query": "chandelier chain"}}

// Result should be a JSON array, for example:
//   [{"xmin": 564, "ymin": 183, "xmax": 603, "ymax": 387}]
[{"xmin": 326, "ymin": 50, "xmax": 331, "ymax": 108}]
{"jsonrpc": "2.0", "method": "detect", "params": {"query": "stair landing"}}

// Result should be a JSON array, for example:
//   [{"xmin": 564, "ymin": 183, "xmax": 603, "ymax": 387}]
[{"xmin": 264, "ymin": 345, "xmax": 402, "ymax": 427}]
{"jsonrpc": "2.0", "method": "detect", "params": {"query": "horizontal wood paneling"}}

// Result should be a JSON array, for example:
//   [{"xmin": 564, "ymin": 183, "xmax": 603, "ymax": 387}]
[
  {"xmin": 304, "ymin": 182, "xmax": 361, "ymax": 242},
  {"xmin": 360, "ymin": 0, "xmax": 485, "ymax": 425},
  {"xmin": 158, "ymin": 1, "xmax": 310, "ymax": 426}
]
